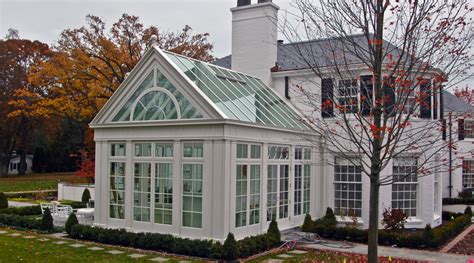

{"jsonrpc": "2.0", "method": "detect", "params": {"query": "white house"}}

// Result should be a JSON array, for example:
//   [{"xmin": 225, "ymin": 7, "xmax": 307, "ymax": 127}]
[
  {"xmin": 91, "ymin": 0, "xmax": 444, "ymax": 240},
  {"xmin": 8, "ymin": 154, "xmax": 33, "ymax": 175},
  {"xmin": 216, "ymin": 1, "xmax": 443, "ymax": 229},
  {"xmin": 441, "ymin": 91, "xmax": 474, "ymax": 197}
]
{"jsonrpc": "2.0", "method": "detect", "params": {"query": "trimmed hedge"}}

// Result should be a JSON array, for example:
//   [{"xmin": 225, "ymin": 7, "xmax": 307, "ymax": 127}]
[
  {"xmin": 0, "ymin": 205, "xmax": 42, "ymax": 216},
  {"xmin": 442, "ymin": 211, "xmax": 464, "ymax": 221},
  {"xmin": 70, "ymin": 223, "xmax": 282, "ymax": 260},
  {"xmin": 0, "ymin": 213, "xmax": 42, "ymax": 230},
  {"xmin": 303, "ymin": 213, "xmax": 472, "ymax": 249},
  {"xmin": 4, "ymin": 191, "xmax": 57, "ymax": 199},
  {"xmin": 443, "ymin": 197, "xmax": 474, "ymax": 205},
  {"xmin": 0, "ymin": 192, "xmax": 8, "ymax": 209}
]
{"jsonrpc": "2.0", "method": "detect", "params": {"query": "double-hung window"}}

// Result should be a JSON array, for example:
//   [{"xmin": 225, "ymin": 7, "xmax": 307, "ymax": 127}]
[
  {"xmin": 334, "ymin": 157, "xmax": 362, "ymax": 217},
  {"xmin": 464, "ymin": 120, "xmax": 474, "ymax": 139},
  {"xmin": 337, "ymin": 79, "xmax": 359, "ymax": 113},
  {"xmin": 463, "ymin": 160, "xmax": 474, "ymax": 189},
  {"xmin": 392, "ymin": 157, "xmax": 418, "ymax": 217}
]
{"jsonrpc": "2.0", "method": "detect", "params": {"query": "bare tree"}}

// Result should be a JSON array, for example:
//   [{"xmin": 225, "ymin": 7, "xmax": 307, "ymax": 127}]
[{"xmin": 279, "ymin": 0, "xmax": 473, "ymax": 261}]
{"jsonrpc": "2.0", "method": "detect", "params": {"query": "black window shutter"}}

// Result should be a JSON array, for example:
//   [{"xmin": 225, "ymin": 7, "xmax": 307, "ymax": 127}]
[
  {"xmin": 360, "ymin": 76, "xmax": 373, "ymax": 116},
  {"xmin": 440, "ymin": 86, "xmax": 444, "ymax": 118},
  {"xmin": 441, "ymin": 119, "xmax": 447, "ymax": 140},
  {"xmin": 284, "ymin": 76, "xmax": 291, "ymax": 99},
  {"xmin": 433, "ymin": 84, "xmax": 438, "ymax": 119},
  {"xmin": 458, "ymin": 119, "xmax": 465, "ymax": 140},
  {"xmin": 420, "ymin": 82, "xmax": 432, "ymax": 119},
  {"xmin": 321, "ymin": 78, "xmax": 334, "ymax": 118},
  {"xmin": 384, "ymin": 78, "xmax": 395, "ymax": 117}
]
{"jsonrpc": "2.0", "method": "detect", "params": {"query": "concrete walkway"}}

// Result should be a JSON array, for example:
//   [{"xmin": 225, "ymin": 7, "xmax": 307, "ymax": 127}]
[
  {"xmin": 7, "ymin": 201, "xmax": 36, "ymax": 207},
  {"xmin": 443, "ymin": 205, "xmax": 471, "ymax": 214},
  {"xmin": 302, "ymin": 242, "xmax": 472, "ymax": 262}
]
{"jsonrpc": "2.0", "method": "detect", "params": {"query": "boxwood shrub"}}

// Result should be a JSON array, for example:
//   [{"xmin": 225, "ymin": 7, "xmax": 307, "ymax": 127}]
[
  {"xmin": 442, "ymin": 197, "xmax": 474, "ymax": 205},
  {"xmin": 70, "ymin": 223, "xmax": 282, "ymax": 259},
  {"xmin": 0, "ymin": 205, "xmax": 42, "ymax": 216},
  {"xmin": 0, "ymin": 213, "xmax": 42, "ymax": 230},
  {"xmin": 303, "ymin": 212, "xmax": 472, "ymax": 249}
]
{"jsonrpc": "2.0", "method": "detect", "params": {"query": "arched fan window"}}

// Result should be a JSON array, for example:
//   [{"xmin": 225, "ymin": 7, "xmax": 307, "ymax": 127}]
[
  {"xmin": 112, "ymin": 68, "xmax": 202, "ymax": 122},
  {"xmin": 131, "ymin": 88, "xmax": 181, "ymax": 121}
]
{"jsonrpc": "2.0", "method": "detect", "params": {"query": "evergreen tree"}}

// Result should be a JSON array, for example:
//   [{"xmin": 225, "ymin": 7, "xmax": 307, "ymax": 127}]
[
  {"xmin": 222, "ymin": 233, "xmax": 239, "ymax": 261},
  {"xmin": 267, "ymin": 219, "xmax": 281, "ymax": 245},
  {"xmin": 81, "ymin": 188, "xmax": 91, "ymax": 204},
  {"xmin": 41, "ymin": 208, "xmax": 54, "ymax": 231},
  {"xmin": 65, "ymin": 213, "xmax": 79, "ymax": 235}
]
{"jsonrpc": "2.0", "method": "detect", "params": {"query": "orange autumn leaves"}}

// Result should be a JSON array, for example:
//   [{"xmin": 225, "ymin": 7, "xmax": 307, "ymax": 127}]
[{"xmin": 13, "ymin": 13, "xmax": 214, "ymax": 125}]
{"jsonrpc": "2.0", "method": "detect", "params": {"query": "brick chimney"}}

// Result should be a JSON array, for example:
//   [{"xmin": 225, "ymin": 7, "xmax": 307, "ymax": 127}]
[{"xmin": 231, "ymin": 0, "xmax": 279, "ymax": 86}]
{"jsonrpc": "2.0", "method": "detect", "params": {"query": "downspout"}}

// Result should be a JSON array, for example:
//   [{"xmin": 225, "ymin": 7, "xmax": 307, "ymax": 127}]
[{"xmin": 448, "ymin": 112, "xmax": 453, "ymax": 198}]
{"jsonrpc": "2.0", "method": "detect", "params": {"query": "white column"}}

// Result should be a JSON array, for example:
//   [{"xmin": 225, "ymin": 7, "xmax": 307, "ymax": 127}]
[
  {"xmin": 125, "ymin": 141, "xmax": 133, "ymax": 229},
  {"xmin": 173, "ymin": 140, "xmax": 182, "ymax": 234}
]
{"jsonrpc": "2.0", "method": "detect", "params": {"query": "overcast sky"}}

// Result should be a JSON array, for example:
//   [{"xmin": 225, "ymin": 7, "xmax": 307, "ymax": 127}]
[{"xmin": 0, "ymin": 0, "xmax": 292, "ymax": 58}]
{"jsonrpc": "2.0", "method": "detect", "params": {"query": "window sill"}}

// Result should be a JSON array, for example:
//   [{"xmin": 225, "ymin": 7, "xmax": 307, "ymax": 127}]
[
  {"xmin": 405, "ymin": 217, "xmax": 423, "ymax": 225},
  {"xmin": 336, "ymin": 215, "xmax": 364, "ymax": 225}
]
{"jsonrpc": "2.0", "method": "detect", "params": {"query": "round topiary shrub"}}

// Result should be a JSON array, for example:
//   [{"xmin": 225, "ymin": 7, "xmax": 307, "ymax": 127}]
[
  {"xmin": 267, "ymin": 219, "xmax": 281, "ymax": 245},
  {"xmin": 41, "ymin": 208, "xmax": 54, "ymax": 231},
  {"xmin": 0, "ymin": 192, "xmax": 8, "ymax": 209},
  {"xmin": 65, "ymin": 213, "xmax": 79, "ymax": 235},
  {"xmin": 81, "ymin": 188, "xmax": 91, "ymax": 204},
  {"xmin": 222, "ymin": 233, "xmax": 239, "ymax": 261}
]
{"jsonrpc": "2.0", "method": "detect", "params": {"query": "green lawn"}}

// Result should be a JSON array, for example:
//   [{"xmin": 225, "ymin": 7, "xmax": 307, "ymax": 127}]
[
  {"xmin": 0, "ymin": 173, "xmax": 85, "ymax": 193},
  {"xmin": 0, "ymin": 228, "xmax": 200, "ymax": 262}
]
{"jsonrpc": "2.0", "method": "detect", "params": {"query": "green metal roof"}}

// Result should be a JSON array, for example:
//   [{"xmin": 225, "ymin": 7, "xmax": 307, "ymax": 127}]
[
  {"xmin": 164, "ymin": 51, "xmax": 307, "ymax": 130},
  {"xmin": 111, "ymin": 48, "xmax": 307, "ymax": 131}
]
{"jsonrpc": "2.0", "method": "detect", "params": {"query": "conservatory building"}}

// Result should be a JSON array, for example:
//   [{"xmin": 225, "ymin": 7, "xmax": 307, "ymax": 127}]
[{"xmin": 90, "ymin": 46, "xmax": 320, "ymax": 240}]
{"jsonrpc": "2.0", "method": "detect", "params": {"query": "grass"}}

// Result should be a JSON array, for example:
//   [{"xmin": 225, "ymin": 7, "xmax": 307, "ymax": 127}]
[
  {"xmin": 0, "ymin": 228, "xmax": 202, "ymax": 262},
  {"xmin": 0, "ymin": 172, "xmax": 86, "ymax": 193}
]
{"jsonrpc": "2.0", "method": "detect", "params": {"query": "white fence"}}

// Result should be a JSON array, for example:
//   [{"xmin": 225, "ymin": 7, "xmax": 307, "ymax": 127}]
[{"xmin": 57, "ymin": 182, "xmax": 95, "ymax": 202}]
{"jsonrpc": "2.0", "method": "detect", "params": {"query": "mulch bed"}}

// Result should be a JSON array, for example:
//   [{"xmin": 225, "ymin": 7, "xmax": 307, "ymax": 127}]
[
  {"xmin": 296, "ymin": 248, "xmax": 423, "ymax": 263},
  {"xmin": 448, "ymin": 229, "xmax": 474, "ymax": 255}
]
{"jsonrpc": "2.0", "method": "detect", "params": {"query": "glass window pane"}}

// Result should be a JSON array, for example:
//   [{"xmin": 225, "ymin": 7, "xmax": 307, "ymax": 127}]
[
  {"xmin": 111, "ymin": 143, "xmax": 126, "ymax": 156},
  {"xmin": 251, "ymin": 145, "xmax": 261, "ymax": 159}
]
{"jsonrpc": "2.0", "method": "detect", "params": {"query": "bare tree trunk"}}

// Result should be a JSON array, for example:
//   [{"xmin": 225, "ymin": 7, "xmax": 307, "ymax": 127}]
[
  {"xmin": 18, "ymin": 151, "xmax": 26, "ymax": 175},
  {"xmin": 368, "ymin": 175, "xmax": 380, "ymax": 263},
  {"xmin": 0, "ymin": 154, "xmax": 10, "ymax": 177}
]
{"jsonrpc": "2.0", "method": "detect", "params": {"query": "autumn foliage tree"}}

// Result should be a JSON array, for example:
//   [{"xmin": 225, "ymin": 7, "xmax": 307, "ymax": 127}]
[
  {"xmin": 29, "ymin": 14, "xmax": 214, "ymax": 128},
  {"xmin": 281, "ymin": 0, "xmax": 473, "ymax": 262},
  {"xmin": 21, "ymin": 14, "xmax": 214, "ymax": 176},
  {"xmin": 75, "ymin": 150, "xmax": 95, "ymax": 184},
  {"xmin": 0, "ymin": 37, "xmax": 52, "ymax": 176}
]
